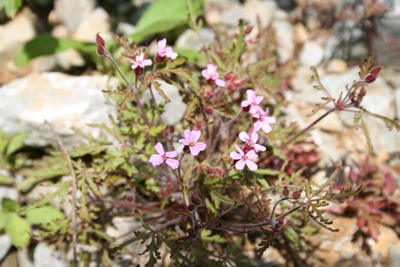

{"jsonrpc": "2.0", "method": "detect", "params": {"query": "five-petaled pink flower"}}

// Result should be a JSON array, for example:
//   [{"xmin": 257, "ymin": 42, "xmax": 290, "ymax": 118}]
[
  {"xmin": 239, "ymin": 131, "xmax": 266, "ymax": 152},
  {"xmin": 241, "ymin": 89, "xmax": 264, "ymax": 115},
  {"xmin": 252, "ymin": 108, "xmax": 276, "ymax": 133},
  {"xmin": 157, "ymin": 38, "xmax": 178, "ymax": 60},
  {"xmin": 178, "ymin": 130, "xmax": 206, "ymax": 156},
  {"xmin": 130, "ymin": 53, "xmax": 152, "ymax": 69},
  {"xmin": 149, "ymin": 142, "xmax": 180, "ymax": 169},
  {"xmin": 201, "ymin": 64, "xmax": 225, "ymax": 87},
  {"xmin": 230, "ymin": 145, "xmax": 258, "ymax": 171}
]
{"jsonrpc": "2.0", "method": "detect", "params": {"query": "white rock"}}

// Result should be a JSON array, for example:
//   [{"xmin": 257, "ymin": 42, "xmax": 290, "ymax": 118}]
[
  {"xmin": 326, "ymin": 59, "xmax": 347, "ymax": 74},
  {"xmin": 116, "ymin": 22, "xmax": 136, "ymax": 36},
  {"xmin": 141, "ymin": 80, "xmax": 187, "ymax": 125},
  {"xmin": 175, "ymin": 28, "xmax": 215, "ymax": 51},
  {"xmin": 299, "ymin": 41, "xmax": 324, "ymax": 67},
  {"xmin": 205, "ymin": 1, "xmax": 244, "ymax": 26},
  {"xmin": 0, "ymin": 235, "xmax": 12, "ymax": 262},
  {"xmin": 34, "ymin": 243, "xmax": 65, "ymax": 267},
  {"xmin": 73, "ymin": 7, "xmax": 111, "ymax": 42},
  {"xmin": 244, "ymin": 0, "xmax": 277, "ymax": 28},
  {"xmin": 54, "ymin": 49, "xmax": 85, "ymax": 69},
  {"xmin": 0, "ymin": 8, "xmax": 35, "ymax": 59},
  {"xmin": 272, "ymin": 20, "xmax": 294, "ymax": 64},
  {"xmin": 396, "ymin": 88, "xmax": 400, "ymax": 119},
  {"xmin": 293, "ymin": 23, "xmax": 309, "ymax": 44},
  {"xmin": 17, "ymin": 249, "xmax": 33, "ymax": 267},
  {"xmin": 0, "ymin": 72, "xmax": 119, "ymax": 149},
  {"xmin": 54, "ymin": 0, "xmax": 95, "ymax": 33},
  {"xmin": 334, "ymin": 235, "xmax": 359, "ymax": 259}
]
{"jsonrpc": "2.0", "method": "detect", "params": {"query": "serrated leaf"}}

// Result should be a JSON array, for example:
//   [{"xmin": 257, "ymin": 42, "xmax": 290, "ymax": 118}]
[
  {"xmin": 1, "ymin": 198, "xmax": 19, "ymax": 212},
  {"xmin": 362, "ymin": 108, "xmax": 400, "ymax": 132},
  {"xmin": 150, "ymin": 80, "xmax": 171, "ymax": 103},
  {"xmin": 173, "ymin": 48, "xmax": 205, "ymax": 63},
  {"xmin": 310, "ymin": 66, "xmax": 329, "ymax": 94},
  {"xmin": 358, "ymin": 54, "xmax": 373, "ymax": 78},
  {"xmin": 319, "ymin": 166, "xmax": 341, "ymax": 189},
  {"xmin": 332, "ymin": 185, "xmax": 363, "ymax": 200},
  {"xmin": 5, "ymin": 213, "xmax": 31, "ymax": 249},
  {"xmin": 14, "ymin": 36, "xmax": 88, "ymax": 67},
  {"xmin": 0, "ymin": 174, "xmax": 13, "ymax": 185},
  {"xmin": 200, "ymin": 229, "xmax": 226, "ymax": 243},
  {"xmin": 25, "ymin": 205, "xmax": 65, "ymax": 226},
  {"xmin": 164, "ymin": 56, "xmax": 188, "ymax": 69},
  {"xmin": 5, "ymin": 132, "xmax": 29, "ymax": 156}
]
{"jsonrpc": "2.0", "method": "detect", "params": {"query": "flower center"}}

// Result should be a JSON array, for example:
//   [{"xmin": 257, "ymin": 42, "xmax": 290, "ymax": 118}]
[{"xmin": 189, "ymin": 141, "xmax": 195, "ymax": 147}]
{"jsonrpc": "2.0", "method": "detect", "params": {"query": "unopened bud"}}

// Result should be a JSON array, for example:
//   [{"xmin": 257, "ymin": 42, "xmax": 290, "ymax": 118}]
[
  {"xmin": 126, "ymin": 195, "xmax": 134, "ymax": 202},
  {"xmin": 291, "ymin": 189, "xmax": 302, "ymax": 199},
  {"xmin": 227, "ymin": 84, "xmax": 236, "ymax": 91},
  {"xmin": 224, "ymin": 72, "xmax": 234, "ymax": 81},
  {"xmin": 187, "ymin": 204, "xmax": 196, "ymax": 212},
  {"xmin": 369, "ymin": 65, "xmax": 383, "ymax": 76},
  {"xmin": 244, "ymin": 26, "xmax": 254, "ymax": 35},
  {"xmin": 204, "ymin": 106, "xmax": 213, "ymax": 115},
  {"xmin": 191, "ymin": 196, "xmax": 202, "ymax": 206},
  {"xmin": 96, "ymin": 33, "xmax": 105, "ymax": 56},
  {"xmin": 282, "ymin": 186, "xmax": 289, "ymax": 196},
  {"xmin": 364, "ymin": 74, "xmax": 377, "ymax": 84}
]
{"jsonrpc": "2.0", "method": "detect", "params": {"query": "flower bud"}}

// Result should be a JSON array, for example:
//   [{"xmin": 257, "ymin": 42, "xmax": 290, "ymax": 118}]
[
  {"xmin": 96, "ymin": 33, "xmax": 105, "ymax": 56},
  {"xmin": 224, "ymin": 72, "xmax": 234, "ymax": 81},
  {"xmin": 244, "ymin": 26, "xmax": 254, "ymax": 35},
  {"xmin": 204, "ymin": 106, "xmax": 213, "ymax": 115},
  {"xmin": 191, "ymin": 196, "xmax": 202, "ymax": 206},
  {"xmin": 227, "ymin": 84, "xmax": 236, "ymax": 91},
  {"xmin": 364, "ymin": 74, "xmax": 377, "ymax": 84},
  {"xmin": 282, "ymin": 186, "xmax": 289, "ymax": 196},
  {"xmin": 187, "ymin": 204, "xmax": 196, "ymax": 212},
  {"xmin": 126, "ymin": 195, "xmax": 134, "ymax": 202},
  {"xmin": 187, "ymin": 228, "xmax": 197, "ymax": 238},
  {"xmin": 369, "ymin": 65, "xmax": 383, "ymax": 76},
  {"xmin": 291, "ymin": 189, "xmax": 302, "ymax": 199}
]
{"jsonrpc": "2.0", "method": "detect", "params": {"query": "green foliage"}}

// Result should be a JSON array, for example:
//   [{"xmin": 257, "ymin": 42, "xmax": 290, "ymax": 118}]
[
  {"xmin": 0, "ymin": 129, "xmax": 28, "ymax": 172},
  {"xmin": 131, "ymin": 0, "xmax": 204, "ymax": 42},
  {"xmin": 0, "ymin": 0, "xmax": 22, "ymax": 18},
  {"xmin": 14, "ymin": 35, "xmax": 94, "ymax": 67}
]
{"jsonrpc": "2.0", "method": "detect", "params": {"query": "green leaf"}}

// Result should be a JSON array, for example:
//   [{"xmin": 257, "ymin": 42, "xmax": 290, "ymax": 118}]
[
  {"xmin": 0, "ymin": 210, "xmax": 8, "ymax": 230},
  {"xmin": 25, "ymin": 205, "xmax": 65, "ymax": 227},
  {"xmin": 0, "ymin": 0, "xmax": 23, "ymax": 18},
  {"xmin": 5, "ymin": 132, "xmax": 29, "ymax": 156},
  {"xmin": 131, "ymin": 0, "xmax": 203, "ymax": 42},
  {"xmin": 14, "ymin": 36, "xmax": 87, "ymax": 67},
  {"xmin": 4, "ymin": 213, "xmax": 31, "ymax": 249},
  {"xmin": 362, "ymin": 108, "xmax": 400, "ymax": 132},
  {"xmin": 200, "ymin": 229, "xmax": 226, "ymax": 243},
  {"xmin": 0, "ymin": 173, "xmax": 13, "ymax": 185},
  {"xmin": 256, "ymin": 168, "xmax": 281, "ymax": 176},
  {"xmin": 173, "ymin": 48, "xmax": 206, "ymax": 63},
  {"xmin": 1, "ymin": 198, "xmax": 19, "ymax": 212}
]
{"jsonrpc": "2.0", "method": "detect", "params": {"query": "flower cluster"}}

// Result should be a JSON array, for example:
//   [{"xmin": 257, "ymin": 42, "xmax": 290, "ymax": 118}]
[
  {"xmin": 149, "ymin": 130, "xmax": 206, "ymax": 169},
  {"xmin": 229, "ymin": 89, "xmax": 276, "ymax": 172}
]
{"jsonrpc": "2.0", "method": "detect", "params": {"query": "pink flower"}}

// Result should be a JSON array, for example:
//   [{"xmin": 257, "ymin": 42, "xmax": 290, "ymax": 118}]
[
  {"xmin": 149, "ymin": 142, "xmax": 180, "ymax": 169},
  {"xmin": 230, "ymin": 145, "xmax": 258, "ymax": 171},
  {"xmin": 201, "ymin": 64, "xmax": 225, "ymax": 87},
  {"xmin": 241, "ymin": 90, "xmax": 264, "ymax": 115},
  {"xmin": 130, "ymin": 53, "xmax": 152, "ymax": 70},
  {"xmin": 157, "ymin": 38, "xmax": 178, "ymax": 60},
  {"xmin": 239, "ymin": 131, "xmax": 266, "ymax": 152},
  {"xmin": 252, "ymin": 108, "xmax": 276, "ymax": 133},
  {"xmin": 178, "ymin": 130, "xmax": 206, "ymax": 156}
]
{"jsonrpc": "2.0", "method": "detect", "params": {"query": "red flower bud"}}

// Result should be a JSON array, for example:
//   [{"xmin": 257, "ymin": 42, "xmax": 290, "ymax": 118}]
[
  {"xmin": 227, "ymin": 84, "xmax": 236, "ymax": 91},
  {"xmin": 364, "ymin": 74, "xmax": 377, "ymax": 84},
  {"xmin": 291, "ymin": 189, "xmax": 302, "ymax": 199},
  {"xmin": 282, "ymin": 186, "xmax": 289, "ymax": 196},
  {"xmin": 369, "ymin": 65, "xmax": 383, "ymax": 76},
  {"xmin": 126, "ymin": 195, "xmax": 134, "ymax": 202},
  {"xmin": 224, "ymin": 71, "xmax": 234, "ymax": 81},
  {"xmin": 204, "ymin": 106, "xmax": 213, "ymax": 115},
  {"xmin": 242, "ymin": 105, "xmax": 251, "ymax": 112},
  {"xmin": 96, "ymin": 33, "xmax": 105, "ymax": 56},
  {"xmin": 244, "ymin": 26, "xmax": 254, "ymax": 35}
]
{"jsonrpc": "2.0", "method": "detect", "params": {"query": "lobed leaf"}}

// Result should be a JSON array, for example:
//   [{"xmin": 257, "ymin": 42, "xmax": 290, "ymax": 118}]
[{"xmin": 4, "ymin": 213, "xmax": 31, "ymax": 249}]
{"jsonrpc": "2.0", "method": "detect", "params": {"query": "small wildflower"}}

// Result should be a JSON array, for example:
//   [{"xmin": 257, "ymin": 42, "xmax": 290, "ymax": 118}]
[
  {"xmin": 202, "ymin": 64, "xmax": 225, "ymax": 87},
  {"xmin": 156, "ymin": 38, "xmax": 178, "ymax": 63},
  {"xmin": 252, "ymin": 108, "xmax": 276, "ymax": 133},
  {"xmin": 241, "ymin": 89, "xmax": 264, "ymax": 115},
  {"xmin": 238, "ymin": 131, "xmax": 266, "ymax": 152},
  {"xmin": 149, "ymin": 142, "xmax": 180, "ymax": 170},
  {"xmin": 230, "ymin": 145, "xmax": 258, "ymax": 171},
  {"xmin": 178, "ymin": 130, "xmax": 206, "ymax": 156},
  {"xmin": 130, "ymin": 53, "xmax": 152, "ymax": 76}
]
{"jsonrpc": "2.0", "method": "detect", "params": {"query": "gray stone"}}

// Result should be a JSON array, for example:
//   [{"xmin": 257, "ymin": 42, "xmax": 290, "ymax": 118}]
[
  {"xmin": 0, "ymin": 72, "xmax": 119, "ymax": 149},
  {"xmin": 300, "ymin": 41, "xmax": 324, "ymax": 67},
  {"xmin": 141, "ymin": 80, "xmax": 187, "ymax": 126},
  {"xmin": 175, "ymin": 28, "xmax": 215, "ymax": 51},
  {"xmin": 34, "ymin": 243, "xmax": 64, "ymax": 267},
  {"xmin": 54, "ymin": 0, "xmax": 95, "ymax": 33},
  {"xmin": 205, "ymin": 1, "xmax": 244, "ymax": 26},
  {"xmin": 390, "ymin": 243, "xmax": 400, "ymax": 266},
  {"xmin": 73, "ymin": 7, "xmax": 111, "ymax": 42},
  {"xmin": 0, "ymin": 235, "xmax": 12, "ymax": 262},
  {"xmin": 272, "ymin": 20, "xmax": 294, "ymax": 64}
]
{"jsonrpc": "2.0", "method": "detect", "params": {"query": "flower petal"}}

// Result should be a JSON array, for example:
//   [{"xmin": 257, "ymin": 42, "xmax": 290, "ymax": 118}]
[
  {"xmin": 234, "ymin": 145, "xmax": 244, "ymax": 156},
  {"xmin": 246, "ymin": 90, "xmax": 255, "ymax": 102},
  {"xmin": 254, "ymin": 144, "xmax": 266, "ymax": 152},
  {"xmin": 193, "ymin": 142, "xmax": 206, "ymax": 152},
  {"xmin": 239, "ymin": 131, "xmax": 250, "ymax": 142},
  {"xmin": 251, "ymin": 131, "xmax": 258, "ymax": 142},
  {"xmin": 166, "ymin": 159, "xmax": 180, "ymax": 169},
  {"xmin": 230, "ymin": 151, "xmax": 242, "ymax": 160},
  {"xmin": 245, "ymin": 160, "xmax": 258, "ymax": 171},
  {"xmin": 202, "ymin": 69, "xmax": 210, "ymax": 80},
  {"xmin": 165, "ymin": 150, "xmax": 178, "ymax": 158},
  {"xmin": 178, "ymin": 138, "xmax": 190, "ymax": 146},
  {"xmin": 215, "ymin": 79, "xmax": 225, "ymax": 87},
  {"xmin": 191, "ymin": 130, "xmax": 201, "ymax": 142},
  {"xmin": 235, "ymin": 160, "xmax": 245, "ymax": 170},
  {"xmin": 154, "ymin": 142, "xmax": 164, "ymax": 155},
  {"xmin": 183, "ymin": 129, "xmax": 191, "ymax": 142},
  {"xmin": 149, "ymin": 154, "xmax": 164, "ymax": 166},
  {"xmin": 246, "ymin": 150, "xmax": 258, "ymax": 160}
]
